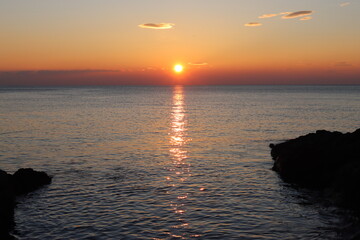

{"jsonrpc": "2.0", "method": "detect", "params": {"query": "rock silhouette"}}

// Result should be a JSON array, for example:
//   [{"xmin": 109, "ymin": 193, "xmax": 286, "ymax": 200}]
[
  {"xmin": 0, "ymin": 168, "xmax": 51, "ymax": 239},
  {"xmin": 270, "ymin": 128, "xmax": 360, "ymax": 211}
]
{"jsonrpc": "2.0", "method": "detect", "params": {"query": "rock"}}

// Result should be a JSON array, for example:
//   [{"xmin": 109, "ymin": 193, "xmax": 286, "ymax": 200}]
[
  {"xmin": 13, "ymin": 168, "xmax": 52, "ymax": 195},
  {"xmin": 0, "ymin": 168, "xmax": 51, "ymax": 239},
  {"xmin": 270, "ymin": 128, "xmax": 360, "ymax": 211},
  {"xmin": 0, "ymin": 170, "xmax": 16, "ymax": 239}
]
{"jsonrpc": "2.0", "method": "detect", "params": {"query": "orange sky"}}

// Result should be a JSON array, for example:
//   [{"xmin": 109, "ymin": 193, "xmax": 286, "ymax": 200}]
[{"xmin": 0, "ymin": 0, "xmax": 359, "ymax": 85}]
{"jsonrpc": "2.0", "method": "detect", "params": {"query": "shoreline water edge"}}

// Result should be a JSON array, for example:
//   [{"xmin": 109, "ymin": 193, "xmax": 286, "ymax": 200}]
[{"xmin": 0, "ymin": 168, "xmax": 51, "ymax": 239}]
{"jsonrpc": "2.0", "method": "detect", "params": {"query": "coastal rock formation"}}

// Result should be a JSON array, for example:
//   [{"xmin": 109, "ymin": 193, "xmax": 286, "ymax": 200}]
[
  {"xmin": 0, "ymin": 168, "xmax": 51, "ymax": 239},
  {"xmin": 270, "ymin": 128, "xmax": 360, "ymax": 211}
]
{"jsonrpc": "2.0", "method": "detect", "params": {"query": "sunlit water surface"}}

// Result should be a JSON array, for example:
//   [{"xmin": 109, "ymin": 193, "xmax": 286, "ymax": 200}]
[{"xmin": 1, "ymin": 85, "xmax": 360, "ymax": 239}]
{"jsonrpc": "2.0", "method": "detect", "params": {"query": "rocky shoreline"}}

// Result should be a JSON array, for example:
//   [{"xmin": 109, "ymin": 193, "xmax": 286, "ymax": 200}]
[
  {"xmin": 270, "ymin": 128, "xmax": 360, "ymax": 211},
  {"xmin": 0, "ymin": 168, "xmax": 51, "ymax": 239}
]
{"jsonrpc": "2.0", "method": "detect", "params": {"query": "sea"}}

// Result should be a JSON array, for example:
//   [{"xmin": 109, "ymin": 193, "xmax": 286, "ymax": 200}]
[{"xmin": 0, "ymin": 85, "xmax": 359, "ymax": 239}]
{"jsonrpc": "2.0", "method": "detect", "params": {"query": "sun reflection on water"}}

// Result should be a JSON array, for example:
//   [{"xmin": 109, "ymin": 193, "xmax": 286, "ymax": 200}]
[{"xmin": 165, "ymin": 85, "xmax": 198, "ymax": 239}]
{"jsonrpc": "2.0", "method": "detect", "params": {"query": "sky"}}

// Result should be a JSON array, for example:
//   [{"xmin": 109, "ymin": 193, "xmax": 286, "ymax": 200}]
[{"xmin": 0, "ymin": 0, "xmax": 359, "ymax": 85}]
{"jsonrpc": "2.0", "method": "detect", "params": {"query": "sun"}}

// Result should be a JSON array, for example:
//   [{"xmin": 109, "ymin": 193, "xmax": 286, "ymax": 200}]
[{"xmin": 173, "ymin": 64, "xmax": 184, "ymax": 73}]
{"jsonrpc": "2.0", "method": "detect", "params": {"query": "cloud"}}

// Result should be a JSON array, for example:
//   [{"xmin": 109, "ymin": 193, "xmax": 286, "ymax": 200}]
[
  {"xmin": 0, "ymin": 69, "xmax": 171, "ymax": 86},
  {"xmin": 258, "ymin": 13, "xmax": 278, "ymax": 19},
  {"xmin": 188, "ymin": 62, "xmax": 208, "ymax": 66},
  {"xmin": 334, "ymin": 61, "xmax": 352, "ymax": 67},
  {"xmin": 138, "ymin": 23, "xmax": 174, "ymax": 29},
  {"xmin": 340, "ymin": 2, "xmax": 351, "ymax": 7},
  {"xmin": 39, "ymin": 69, "xmax": 118, "ymax": 74},
  {"xmin": 244, "ymin": 22, "xmax": 262, "ymax": 27},
  {"xmin": 0, "ymin": 70, "xmax": 117, "ymax": 75},
  {"xmin": 280, "ymin": 12, "xmax": 292, "ymax": 15},
  {"xmin": 282, "ymin": 11, "xmax": 313, "ymax": 19},
  {"xmin": 300, "ymin": 16, "xmax": 312, "ymax": 21}
]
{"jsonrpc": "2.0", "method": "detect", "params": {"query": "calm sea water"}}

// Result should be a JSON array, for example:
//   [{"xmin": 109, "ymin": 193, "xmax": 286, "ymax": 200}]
[{"xmin": 1, "ymin": 85, "xmax": 360, "ymax": 239}]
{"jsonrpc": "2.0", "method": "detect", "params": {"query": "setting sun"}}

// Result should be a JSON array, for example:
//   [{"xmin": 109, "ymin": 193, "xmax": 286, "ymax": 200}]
[{"xmin": 174, "ymin": 64, "xmax": 184, "ymax": 73}]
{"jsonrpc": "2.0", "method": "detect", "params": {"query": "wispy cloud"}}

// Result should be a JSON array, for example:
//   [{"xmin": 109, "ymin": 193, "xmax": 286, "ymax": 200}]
[
  {"xmin": 300, "ymin": 16, "xmax": 313, "ymax": 21},
  {"xmin": 258, "ymin": 13, "xmax": 278, "ymax": 19},
  {"xmin": 188, "ymin": 62, "xmax": 208, "ymax": 66},
  {"xmin": 280, "ymin": 12, "xmax": 292, "ymax": 15},
  {"xmin": 244, "ymin": 22, "xmax": 262, "ymax": 27},
  {"xmin": 0, "ymin": 70, "xmax": 117, "ymax": 75},
  {"xmin": 334, "ymin": 61, "xmax": 352, "ymax": 67},
  {"xmin": 247, "ymin": 10, "xmax": 314, "ymax": 27},
  {"xmin": 138, "ymin": 23, "xmax": 174, "ymax": 29},
  {"xmin": 282, "ymin": 11, "xmax": 313, "ymax": 19},
  {"xmin": 340, "ymin": 2, "xmax": 351, "ymax": 7}
]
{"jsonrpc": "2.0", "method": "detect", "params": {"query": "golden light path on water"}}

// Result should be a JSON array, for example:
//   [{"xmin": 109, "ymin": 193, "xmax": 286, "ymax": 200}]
[{"xmin": 165, "ymin": 85, "xmax": 200, "ymax": 239}]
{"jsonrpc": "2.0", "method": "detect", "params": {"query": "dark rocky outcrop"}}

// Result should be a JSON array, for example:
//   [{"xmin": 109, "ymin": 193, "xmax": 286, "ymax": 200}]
[
  {"xmin": 270, "ymin": 128, "xmax": 360, "ymax": 211},
  {"xmin": 0, "ymin": 168, "xmax": 51, "ymax": 239}
]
